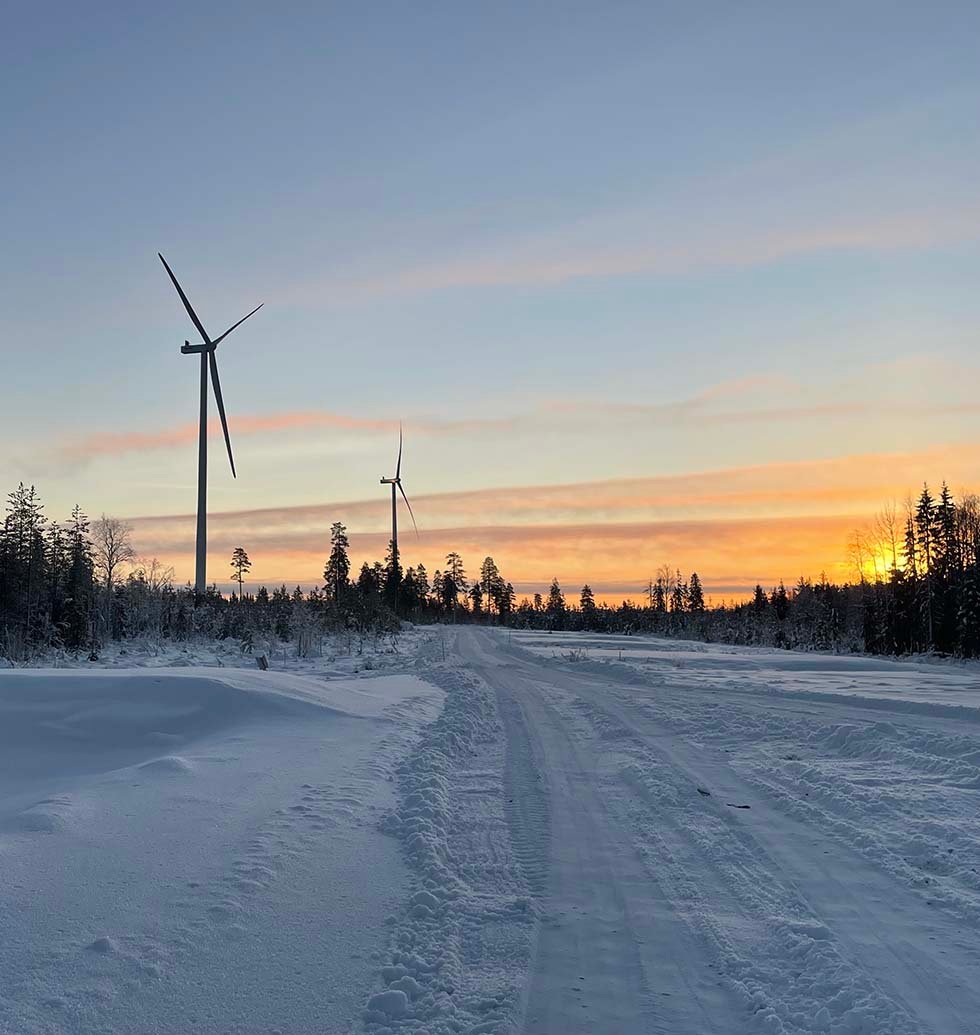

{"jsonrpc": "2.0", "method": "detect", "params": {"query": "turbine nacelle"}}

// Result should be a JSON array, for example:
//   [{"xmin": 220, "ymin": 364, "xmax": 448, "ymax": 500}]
[
  {"xmin": 381, "ymin": 424, "xmax": 419, "ymax": 537},
  {"xmin": 160, "ymin": 252, "xmax": 263, "ymax": 488}
]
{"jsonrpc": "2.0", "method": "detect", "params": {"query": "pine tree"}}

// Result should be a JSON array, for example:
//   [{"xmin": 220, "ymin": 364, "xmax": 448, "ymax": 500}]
[
  {"xmin": 230, "ymin": 547, "xmax": 251, "ymax": 599},
  {"xmin": 688, "ymin": 572, "xmax": 705, "ymax": 613},
  {"xmin": 445, "ymin": 552, "xmax": 467, "ymax": 592},
  {"xmin": 501, "ymin": 582, "xmax": 515, "ymax": 618},
  {"xmin": 480, "ymin": 556, "xmax": 503, "ymax": 614}
]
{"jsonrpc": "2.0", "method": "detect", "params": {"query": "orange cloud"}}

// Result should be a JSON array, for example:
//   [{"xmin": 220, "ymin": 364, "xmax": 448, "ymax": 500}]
[
  {"xmin": 60, "ymin": 411, "xmax": 397, "ymax": 461},
  {"xmin": 124, "ymin": 514, "xmax": 864, "ymax": 603},
  {"xmin": 54, "ymin": 409, "xmax": 527, "ymax": 463},
  {"xmin": 125, "ymin": 443, "xmax": 978, "ymax": 598}
]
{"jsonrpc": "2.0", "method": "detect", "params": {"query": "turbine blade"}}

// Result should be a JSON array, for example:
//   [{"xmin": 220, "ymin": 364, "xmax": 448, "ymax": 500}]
[
  {"xmin": 158, "ymin": 253, "xmax": 211, "ymax": 344},
  {"xmin": 398, "ymin": 482, "xmax": 419, "ymax": 537},
  {"xmin": 210, "ymin": 303, "xmax": 264, "ymax": 349},
  {"xmin": 208, "ymin": 350, "xmax": 237, "ymax": 478},
  {"xmin": 396, "ymin": 423, "xmax": 403, "ymax": 479}
]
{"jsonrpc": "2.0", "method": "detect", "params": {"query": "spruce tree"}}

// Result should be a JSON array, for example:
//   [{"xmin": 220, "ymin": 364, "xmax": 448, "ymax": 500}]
[
  {"xmin": 957, "ymin": 565, "xmax": 980, "ymax": 657},
  {"xmin": 580, "ymin": 584, "xmax": 597, "ymax": 629},
  {"xmin": 546, "ymin": 578, "xmax": 567, "ymax": 628},
  {"xmin": 323, "ymin": 522, "xmax": 351, "ymax": 603}
]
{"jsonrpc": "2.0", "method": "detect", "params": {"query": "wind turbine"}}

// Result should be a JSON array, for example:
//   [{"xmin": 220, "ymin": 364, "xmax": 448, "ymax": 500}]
[
  {"xmin": 380, "ymin": 424, "xmax": 419, "ymax": 602},
  {"xmin": 158, "ymin": 253, "xmax": 262, "ymax": 596}
]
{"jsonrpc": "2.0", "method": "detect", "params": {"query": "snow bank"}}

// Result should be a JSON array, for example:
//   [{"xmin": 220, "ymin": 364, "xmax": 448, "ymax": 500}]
[
  {"xmin": 0, "ymin": 663, "xmax": 444, "ymax": 1034},
  {"xmin": 367, "ymin": 658, "xmax": 535, "ymax": 1033}
]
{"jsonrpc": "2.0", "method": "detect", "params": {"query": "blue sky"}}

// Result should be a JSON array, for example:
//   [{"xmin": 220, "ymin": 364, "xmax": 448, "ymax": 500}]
[{"xmin": 2, "ymin": 2, "xmax": 979, "ymax": 592}]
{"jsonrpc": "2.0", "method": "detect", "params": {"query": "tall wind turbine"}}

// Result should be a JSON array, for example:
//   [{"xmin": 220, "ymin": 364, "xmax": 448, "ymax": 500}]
[
  {"xmin": 158, "ymin": 253, "xmax": 262, "ymax": 596},
  {"xmin": 380, "ymin": 425, "xmax": 419, "ymax": 600}
]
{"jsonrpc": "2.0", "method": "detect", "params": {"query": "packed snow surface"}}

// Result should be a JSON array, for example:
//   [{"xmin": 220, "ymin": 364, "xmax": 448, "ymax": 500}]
[{"xmin": 4, "ymin": 627, "xmax": 980, "ymax": 1033}]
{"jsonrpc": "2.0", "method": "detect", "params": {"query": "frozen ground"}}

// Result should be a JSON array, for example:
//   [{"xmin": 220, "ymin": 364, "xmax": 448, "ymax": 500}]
[{"xmin": 3, "ymin": 627, "xmax": 980, "ymax": 1033}]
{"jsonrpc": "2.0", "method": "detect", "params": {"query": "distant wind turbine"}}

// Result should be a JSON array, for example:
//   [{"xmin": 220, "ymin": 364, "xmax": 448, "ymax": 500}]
[
  {"xmin": 380, "ymin": 424, "xmax": 419, "ymax": 601},
  {"xmin": 158, "ymin": 253, "xmax": 262, "ymax": 596}
]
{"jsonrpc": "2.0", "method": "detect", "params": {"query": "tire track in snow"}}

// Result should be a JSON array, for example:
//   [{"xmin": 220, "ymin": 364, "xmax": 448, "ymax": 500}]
[
  {"xmin": 462, "ymin": 629, "xmax": 735, "ymax": 1035},
  {"xmin": 513, "ymin": 640, "xmax": 980, "ymax": 1034},
  {"xmin": 495, "ymin": 687, "xmax": 550, "ymax": 900}
]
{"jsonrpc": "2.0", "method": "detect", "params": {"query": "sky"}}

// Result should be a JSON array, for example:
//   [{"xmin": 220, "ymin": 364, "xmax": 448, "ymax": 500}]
[{"xmin": 2, "ymin": 2, "xmax": 979, "ymax": 600}]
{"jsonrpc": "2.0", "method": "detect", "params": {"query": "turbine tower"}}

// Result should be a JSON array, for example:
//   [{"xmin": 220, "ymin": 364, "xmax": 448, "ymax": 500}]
[
  {"xmin": 158, "ymin": 253, "xmax": 262, "ymax": 596},
  {"xmin": 380, "ymin": 424, "xmax": 418, "ymax": 603}
]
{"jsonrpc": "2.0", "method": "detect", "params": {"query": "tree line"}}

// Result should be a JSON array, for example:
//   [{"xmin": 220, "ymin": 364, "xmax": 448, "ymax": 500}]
[{"xmin": 1, "ymin": 480, "xmax": 978, "ymax": 662}]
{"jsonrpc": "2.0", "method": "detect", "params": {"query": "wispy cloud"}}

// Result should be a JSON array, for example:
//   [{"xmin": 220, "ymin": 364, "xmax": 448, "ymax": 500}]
[
  {"xmin": 55, "ymin": 409, "xmax": 520, "ymax": 463},
  {"xmin": 278, "ymin": 201, "xmax": 980, "ymax": 306},
  {"xmin": 51, "ymin": 364, "xmax": 979, "ymax": 466},
  {"xmin": 125, "ymin": 442, "xmax": 978, "ymax": 594}
]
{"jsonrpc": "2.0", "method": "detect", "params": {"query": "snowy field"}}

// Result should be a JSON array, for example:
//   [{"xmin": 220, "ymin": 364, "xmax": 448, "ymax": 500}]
[
  {"xmin": 3, "ymin": 628, "xmax": 980, "ymax": 1033},
  {"xmin": 511, "ymin": 629, "xmax": 980, "ymax": 715}
]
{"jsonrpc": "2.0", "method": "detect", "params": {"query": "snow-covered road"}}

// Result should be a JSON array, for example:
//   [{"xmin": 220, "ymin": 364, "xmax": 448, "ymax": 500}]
[
  {"xmin": 4, "ymin": 630, "xmax": 980, "ymax": 1034},
  {"xmin": 459, "ymin": 628, "xmax": 980, "ymax": 1035}
]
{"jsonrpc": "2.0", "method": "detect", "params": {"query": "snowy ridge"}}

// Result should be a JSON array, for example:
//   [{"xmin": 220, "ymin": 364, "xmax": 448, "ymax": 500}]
[
  {"xmin": 0, "ymin": 666, "xmax": 442, "ymax": 1034},
  {"xmin": 366, "ymin": 647, "xmax": 535, "ymax": 1032}
]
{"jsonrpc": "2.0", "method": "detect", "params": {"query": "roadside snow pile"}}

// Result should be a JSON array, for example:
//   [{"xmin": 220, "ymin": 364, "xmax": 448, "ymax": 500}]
[{"xmin": 368, "ymin": 662, "xmax": 535, "ymax": 1033}]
